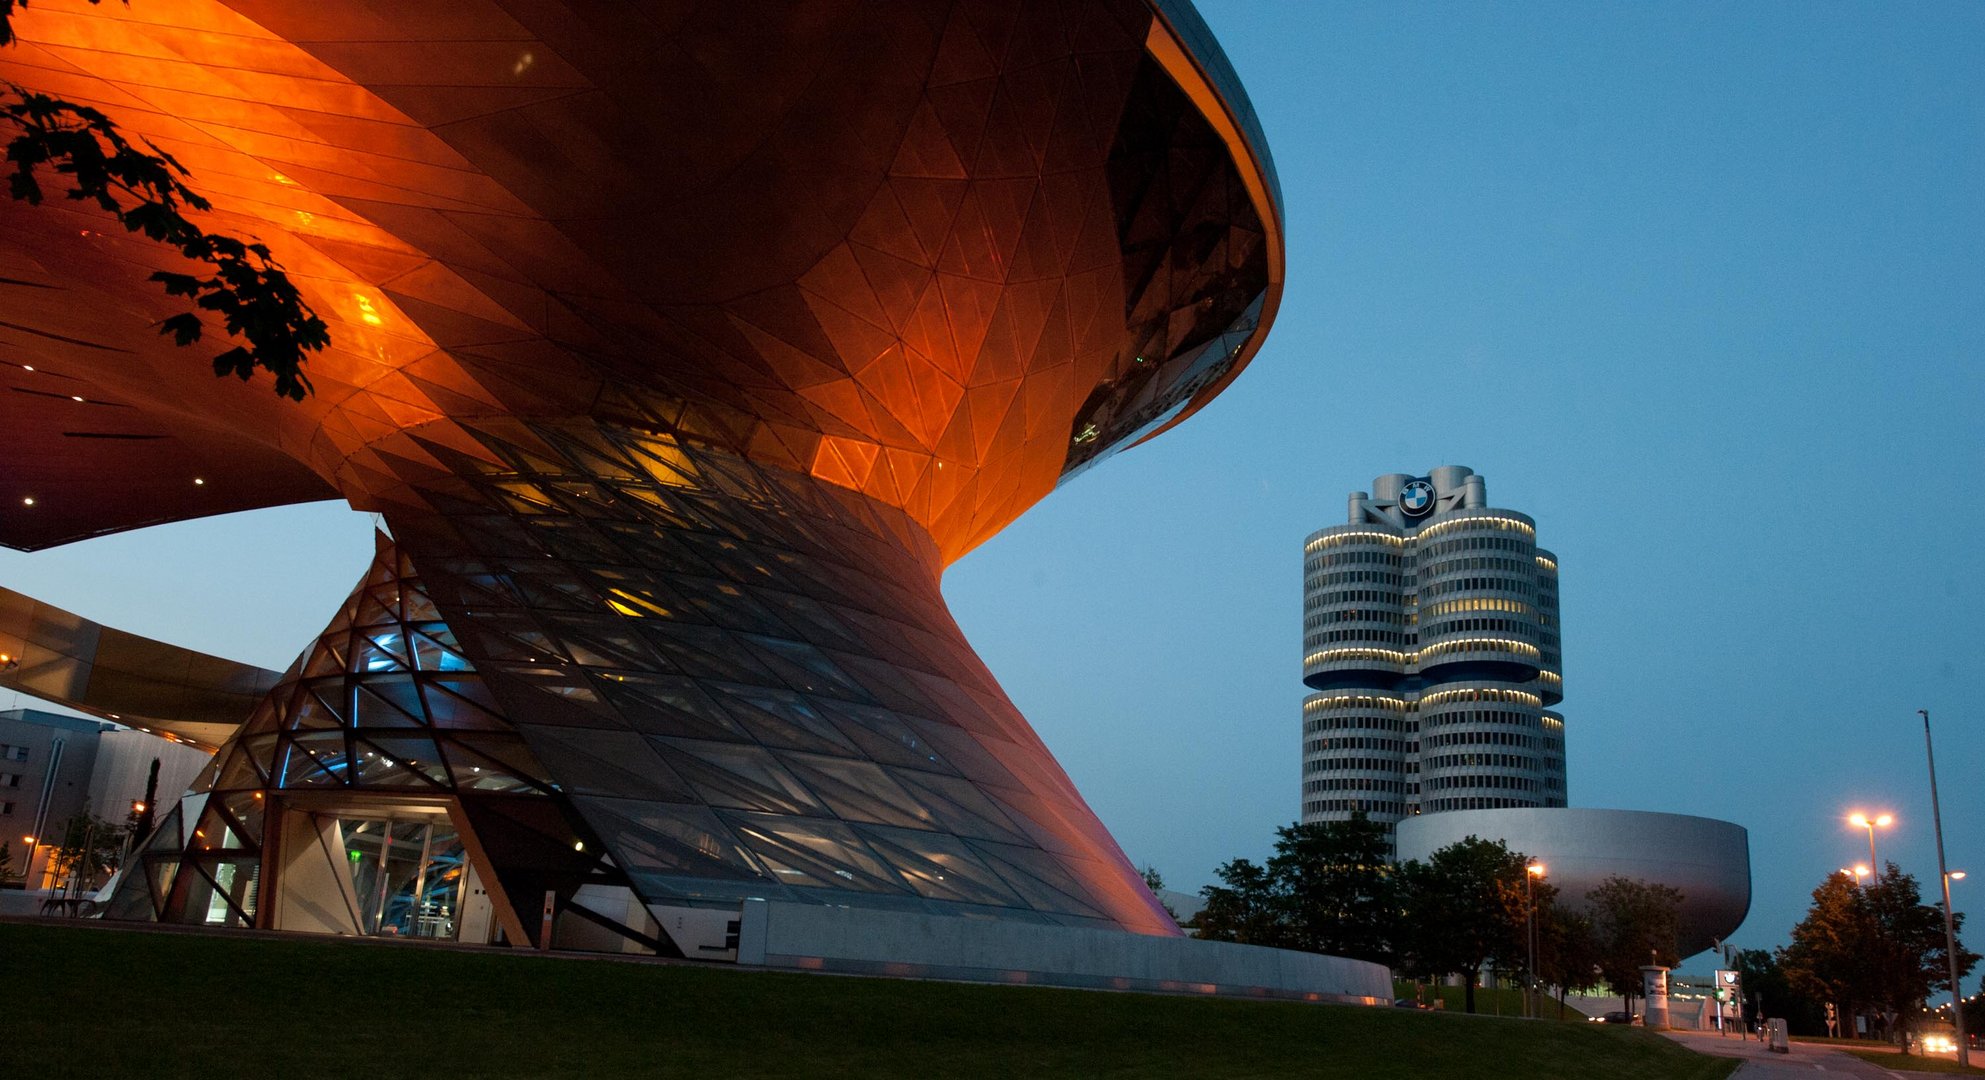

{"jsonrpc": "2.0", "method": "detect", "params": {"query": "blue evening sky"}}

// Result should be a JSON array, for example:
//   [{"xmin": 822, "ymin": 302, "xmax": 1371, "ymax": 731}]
[{"xmin": 1, "ymin": 1, "xmax": 1979, "ymax": 964}]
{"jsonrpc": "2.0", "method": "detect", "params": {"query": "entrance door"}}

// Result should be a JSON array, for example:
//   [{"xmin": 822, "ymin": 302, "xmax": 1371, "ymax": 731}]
[
  {"xmin": 338, "ymin": 815, "xmax": 466, "ymax": 939},
  {"xmin": 271, "ymin": 804, "xmax": 488, "ymax": 941}
]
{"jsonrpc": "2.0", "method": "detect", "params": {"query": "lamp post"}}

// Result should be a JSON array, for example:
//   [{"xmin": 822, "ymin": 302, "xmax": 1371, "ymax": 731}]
[
  {"xmin": 1849, "ymin": 812, "xmax": 1893, "ymax": 878},
  {"xmin": 1920, "ymin": 710, "xmax": 1967, "ymax": 1069},
  {"xmin": 1527, "ymin": 860, "xmax": 1546, "ymax": 1020}
]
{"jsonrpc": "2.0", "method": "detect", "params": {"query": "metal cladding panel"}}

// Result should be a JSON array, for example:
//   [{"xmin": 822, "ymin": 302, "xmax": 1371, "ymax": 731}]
[{"xmin": 1395, "ymin": 807, "xmax": 1753, "ymax": 957}]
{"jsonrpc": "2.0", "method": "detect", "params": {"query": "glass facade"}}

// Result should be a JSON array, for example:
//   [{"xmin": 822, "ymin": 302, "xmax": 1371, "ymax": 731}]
[{"xmin": 112, "ymin": 427, "xmax": 1175, "ymax": 946}]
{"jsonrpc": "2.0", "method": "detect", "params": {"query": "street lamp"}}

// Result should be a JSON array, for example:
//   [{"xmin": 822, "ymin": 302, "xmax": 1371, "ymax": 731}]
[
  {"xmin": 1920, "ymin": 710, "xmax": 1968, "ymax": 1069},
  {"xmin": 1527, "ymin": 860, "xmax": 1546, "ymax": 1021},
  {"xmin": 1849, "ymin": 812, "xmax": 1894, "ymax": 876}
]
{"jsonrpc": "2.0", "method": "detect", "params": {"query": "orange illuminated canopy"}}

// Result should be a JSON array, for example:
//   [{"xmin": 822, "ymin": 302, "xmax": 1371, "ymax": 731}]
[{"xmin": 0, "ymin": 0, "xmax": 1282, "ymax": 562}]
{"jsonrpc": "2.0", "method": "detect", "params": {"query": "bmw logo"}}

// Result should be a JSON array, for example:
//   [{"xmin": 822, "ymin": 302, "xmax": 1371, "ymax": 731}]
[{"xmin": 1400, "ymin": 479, "xmax": 1436, "ymax": 518}]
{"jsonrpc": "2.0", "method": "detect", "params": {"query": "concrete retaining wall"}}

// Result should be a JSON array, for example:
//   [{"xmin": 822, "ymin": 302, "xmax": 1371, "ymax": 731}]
[{"xmin": 736, "ymin": 899, "xmax": 1392, "ymax": 1004}]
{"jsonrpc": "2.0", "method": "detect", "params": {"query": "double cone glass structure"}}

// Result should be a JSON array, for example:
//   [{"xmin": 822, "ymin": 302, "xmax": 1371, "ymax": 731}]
[{"xmin": 0, "ymin": 0, "xmax": 1281, "ymax": 951}]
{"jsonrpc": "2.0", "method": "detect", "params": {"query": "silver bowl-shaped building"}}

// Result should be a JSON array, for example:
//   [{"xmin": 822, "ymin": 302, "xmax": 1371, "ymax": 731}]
[{"xmin": 1395, "ymin": 807, "xmax": 1752, "ymax": 959}]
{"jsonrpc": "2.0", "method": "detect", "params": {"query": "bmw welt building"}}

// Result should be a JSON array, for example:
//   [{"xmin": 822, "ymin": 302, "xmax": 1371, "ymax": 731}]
[{"xmin": 0, "ymin": 0, "xmax": 1392, "ymax": 1003}]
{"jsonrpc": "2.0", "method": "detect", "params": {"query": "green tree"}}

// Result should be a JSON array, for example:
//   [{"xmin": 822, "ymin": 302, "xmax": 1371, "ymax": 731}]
[
  {"xmin": 1781, "ymin": 870, "xmax": 1876, "ymax": 1037},
  {"xmin": 1810, "ymin": 861, "xmax": 1977, "ymax": 1048},
  {"xmin": 2, "ymin": 1, "xmax": 328, "ymax": 398},
  {"xmin": 1192, "ymin": 815, "xmax": 1402, "ymax": 963},
  {"xmin": 0, "ymin": 838, "xmax": 13, "ymax": 883},
  {"xmin": 1195, "ymin": 857, "xmax": 1283, "ymax": 947},
  {"xmin": 1141, "ymin": 864, "xmax": 1180, "ymax": 924},
  {"xmin": 1735, "ymin": 947, "xmax": 1826, "ymax": 1035},
  {"xmin": 1588, "ymin": 876, "xmax": 1684, "ymax": 1017},
  {"xmin": 46, "ymin": 803, "xmax": 125, "ymax": 893},
  {"xmin": 1267, "ymin": 817, "xmax": 1398, "ymax": 964},
  {"xmin": 1396, "ymin": 836, "xmax": 1530, "ymax": 1013},
  {"xmin": 1538, "ymin": 906, "xmax": 1604, "ymax": 1020},
  {"xmin": 130, "ymin": 757, "xmax": 159, "ymax": 843}
]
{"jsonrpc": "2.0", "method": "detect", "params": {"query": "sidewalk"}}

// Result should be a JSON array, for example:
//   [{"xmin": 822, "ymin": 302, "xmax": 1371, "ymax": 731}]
[{"xmin": 1660, "ymin": 1029, "xmax": 1908, "ymax": 1079}]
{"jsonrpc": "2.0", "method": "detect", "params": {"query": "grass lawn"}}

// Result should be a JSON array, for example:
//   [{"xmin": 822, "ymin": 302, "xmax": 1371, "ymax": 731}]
[
  {"xmin": 1392, "ymin": 979, "xmax": 1592, "ymax": 1021},
  {"xmin": 1792, "ymin": 1034, "xmax": 1901, "ymax": 1048},
  {"xmin": 2, "ymin": 922, "xmax": 1738, "ymax": 1080},
  {"xmin": 1834, "ymin": 1050, "xmax": 1985, "ymax": 1075}
]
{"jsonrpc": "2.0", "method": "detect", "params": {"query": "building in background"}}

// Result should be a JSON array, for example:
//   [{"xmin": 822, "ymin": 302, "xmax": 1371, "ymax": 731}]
[
  {"xmin": 1304, "ymin": 472, "xmax": 1755, "ymax": 960},
  {"xmin": 1301, "ymin": 466, "xmax": 1567, "ymax": 841},
  {"xmin": 0, "ymin": 708, "xmax": 210, "ymax": 890},
  {"xmin": 1394, "ymin": 808, "xmax": 1751, "ymax": 959}
]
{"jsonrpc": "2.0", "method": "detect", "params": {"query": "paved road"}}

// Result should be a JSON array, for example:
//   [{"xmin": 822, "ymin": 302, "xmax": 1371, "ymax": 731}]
[{"xmin": 1660, "ymin": 1030, "xmax": 1920, "ymax": 1079}]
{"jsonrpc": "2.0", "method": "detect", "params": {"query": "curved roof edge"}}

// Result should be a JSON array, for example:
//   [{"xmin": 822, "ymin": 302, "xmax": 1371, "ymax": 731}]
[
  {"xmin": 0, "ymin": 584, "xmax": 278, "ymax": 751},
  {"xmin": 1127, "ymin": 0, "xmax": 1287, "ymax": 451}
]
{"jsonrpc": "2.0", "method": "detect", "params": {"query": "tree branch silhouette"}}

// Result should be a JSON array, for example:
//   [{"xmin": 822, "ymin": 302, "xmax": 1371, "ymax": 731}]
[{"xmin": 1, "ymin": 3, "xmax": 328, "ymax": 399}]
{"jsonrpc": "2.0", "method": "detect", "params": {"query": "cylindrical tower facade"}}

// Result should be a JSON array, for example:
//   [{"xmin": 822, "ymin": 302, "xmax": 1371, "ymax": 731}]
[{"xmin": 1299, "ymin": 468, "xmax": 1568, "ymax": 843}]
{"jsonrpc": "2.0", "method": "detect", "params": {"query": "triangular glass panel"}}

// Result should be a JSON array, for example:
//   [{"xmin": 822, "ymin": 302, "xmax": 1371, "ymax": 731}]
[
  {"xmin": 749, "ymin": 588, "xmax": 867, "ymax": 654},
  {"xmin": 716, "ymin": 811, "xmax": 906, "ymax": 894},
  {"xmin": 900, "ymin": 718, "xmax": 1027, "ymax": 791},
  {"xmin": 352, "ymin": 682, "xmax": 425, "ymax": 730},
  {"xmin": 426, "ymin": 674, "xmax": 502, "ymax": 710},
  {"xmin": 523, "ymin": 518, "xmax": 626, "ymax": 564},
  {"xmin": 707, "ymin": 684, "xmax": 856, "ymax": 755},
  {"xmin": 807, "ymin": 700, "xmax": 952, "ymax": 773},
  {"xmin": 145, "ymin": 853, "xmax": 180, "ymax": 911},
  {"xmin": 651, "ymin": 738, "xmax": 827, "ymax": 817},
  {"xmin": 738, "ymin": 634, "xmax": 872, "ymax": 701},
  {"xmin": 287, "ymin": 691, "xmax": 344, "ymax": 732},
  {"xmin": 776, "ymin": 753, "xmax": 930, "ymax": 829},
  {"xmin": 886, "ymin": 768, "xmax": 1030, "ymax": 845},
  {"xmin": 303, "ymin": 643, "xmax": 346, "ymax": 678},
  {"xmin": 852, "ymin": 824, "xmax": 1023, "ymax": 908},
  {"xmin": 219, "ymin": 792, "xmax": 267, "ymax": 848},
  {"xmin": 282, "ymin": 732, "xmax": 351, "ymax": 787},
  {"xmin": 421, "ymin": 681, "xmax": 513, "ymax": 732},
  {"xmin": 182, "ymin": 858, "xmax": 256, "ymax": 927},
  {"xmin": 668, "ymin": 575, "xmax": 798, "ymax": 637},
  {"xmin": 351, "ymin": 632, "xmax": 410, "ymax": 674},
  {"xmin": 359, "ymin": 675, "xmax": 428, "ymax": 721},
  {"xmin": 402, "ymin": 586, "xmax": 443, "ymax": 623},
  {"xmin": 640, "ymin": 624, "xmax": 774, "ymax": 683},
  {"xmin": 572, "ymin": 797, "xmax": 761, "ymax": 881},
  {"xmin": 965, "ymin": 839, "xmax": 1108, "ymax": 920},
  {"xmin": 597, "ymin": 673, "xmax": 746, "ymax": 741},
  {"xmin": 191, "ymin": 804, "xmax": 246, "ymax": 852},
  {"xmin": 354, "ymin": 591, "xmax": 397, "ymax": 630},
  {"xmin": 541, "ymin": 619, "xmax": 664, "ymax": 671},
  {"xmin": 522, "ymin": 728, "xmax": 691, "ymax": 803},
  {"xmin": 409, "ymin": 629, "xmax": 474, "ymax": 672},
  {"xmin": 508, "ymin": 571, "xmax": 599, "ymax": 613},
  {"xmin": 223, "ymin": 737, "xmax": 275, "ymax": 789},
  {"xmin": 350, "ymin": 737, "xmax": 447, "ymax": 789},
  {"xmin": 443, "ymin": 734, "xmax": 554, "ymax": 792}
]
